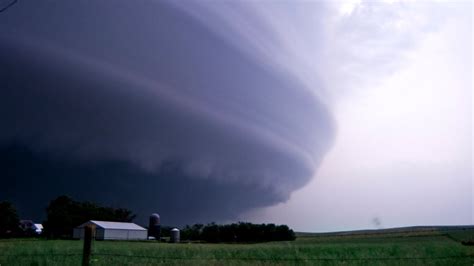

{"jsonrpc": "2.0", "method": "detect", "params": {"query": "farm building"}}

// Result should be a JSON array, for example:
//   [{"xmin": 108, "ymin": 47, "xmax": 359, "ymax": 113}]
[
  {"xmin": 19, "ymin": 220, "xmax": 43, "ymax": 234},
  {"xmin": 73, "ymin": 220, "xmax": 147, "ymax": 240}
]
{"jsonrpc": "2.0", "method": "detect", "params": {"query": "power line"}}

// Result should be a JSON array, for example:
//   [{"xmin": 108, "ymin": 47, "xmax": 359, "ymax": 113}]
[{"xmin": 0, "ymin": 0, "xmax": 18, "ymax": 13}]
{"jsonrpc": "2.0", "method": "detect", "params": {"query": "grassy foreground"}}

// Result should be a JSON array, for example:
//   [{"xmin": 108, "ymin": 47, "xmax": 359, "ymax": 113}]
[{"xmin": 0, "ymin": 228, "xmax": 473, "ymax": 265}]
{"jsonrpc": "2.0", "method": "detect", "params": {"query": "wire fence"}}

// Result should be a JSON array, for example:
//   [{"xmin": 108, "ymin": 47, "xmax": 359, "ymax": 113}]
[
  {"xmin": 1, "ymin": 229, "xmax": 473, "ymax": 264},
  {"xmin": 92, "ymin": 253, "xmax": 474, "ymax": 261},
  {"xmin": 1, "ymin": 253, "xmax": 473, "ymax": 262}
]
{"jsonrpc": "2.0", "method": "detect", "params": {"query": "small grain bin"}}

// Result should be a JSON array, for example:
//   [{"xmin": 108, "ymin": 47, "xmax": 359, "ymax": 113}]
[{"xmin": 170, "ymin": 228, "xmax": 180, "ymax": 243}]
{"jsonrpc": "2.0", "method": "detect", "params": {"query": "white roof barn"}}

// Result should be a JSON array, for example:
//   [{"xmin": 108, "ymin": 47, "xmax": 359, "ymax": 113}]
[
  {"xmin": 19, "ymin": 220, "xmax": 43, "ymax": 234},
  {"xmin": 73, "ymin": 220, "xmax": 147, "ymax": 240}
]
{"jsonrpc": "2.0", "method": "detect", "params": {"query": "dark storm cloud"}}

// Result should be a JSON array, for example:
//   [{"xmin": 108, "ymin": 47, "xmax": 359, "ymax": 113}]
[{"xmin": 0, "ymin": 1, "xmax": 334, "ymax": 224}]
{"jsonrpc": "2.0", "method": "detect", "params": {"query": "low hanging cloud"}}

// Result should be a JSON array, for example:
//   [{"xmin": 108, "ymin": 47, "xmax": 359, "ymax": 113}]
[{"xmin": 0, "ymin": 1, "xmax": 334, "ymax": 224}]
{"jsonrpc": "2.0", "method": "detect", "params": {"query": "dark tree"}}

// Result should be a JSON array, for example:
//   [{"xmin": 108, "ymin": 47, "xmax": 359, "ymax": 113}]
[
  {"xmin": 0, "ymin": 201, "xmax": 20, "ymax": 238},
  {"xmin": 202, "ymin": 223, "xmax": 220, "ymax": 243},
  {"xmin": 183, "ymin": 222, "xmax": 296, "ymax": 243},
  {"xmin": 181, "ymin": 224, "xmax": 204, "ymax": 241},
  {"xmin": 43, "ymin": 195, "xmax": 136, "ymax": 238}
]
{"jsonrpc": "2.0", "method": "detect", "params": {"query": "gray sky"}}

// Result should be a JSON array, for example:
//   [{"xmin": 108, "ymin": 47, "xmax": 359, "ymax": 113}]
[{"xmin": 0, "ymin": 0, "xmax": 471, "ymax": 231}]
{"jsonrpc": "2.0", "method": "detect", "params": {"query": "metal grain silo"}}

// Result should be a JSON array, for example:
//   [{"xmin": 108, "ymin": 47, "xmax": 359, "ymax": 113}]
[
  {"xmin": 170, "ymin": 228, "xmax": 180, "ymax": 243},
  {"xmin": 148, "ymin": 213, "xmax": 161, "ymax": 240}
]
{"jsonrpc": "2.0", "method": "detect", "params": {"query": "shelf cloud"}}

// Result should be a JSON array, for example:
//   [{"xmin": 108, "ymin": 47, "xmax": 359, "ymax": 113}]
[{"xmin": 0, "ymin": 1, "xmax": 334, "ymax": 224}]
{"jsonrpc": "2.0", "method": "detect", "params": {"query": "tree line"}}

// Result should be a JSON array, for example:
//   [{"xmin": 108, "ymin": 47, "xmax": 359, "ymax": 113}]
[
  {"xmin": 1, "ymin": 197, "xmax": 296, "ymax": 242},
  {"xmin": 43, "ymin": 195, "xmax": 135, "ymax": 238},
  {"xmin": 178, "ymin": 222, "xmax": 296, "ymax": 243},
  {"xmin": 0, "ymin": 196, "xmax": 135, "ymax": 238},
  {"xmin": 0, "ymin": 201, "xmax": 20, "ymax": 238}
]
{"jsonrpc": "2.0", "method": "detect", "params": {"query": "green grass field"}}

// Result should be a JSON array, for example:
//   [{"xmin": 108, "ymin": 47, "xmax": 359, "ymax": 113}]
[{"xmin": 1, "ymin": 228, "xmax": 473, "ymax": 265}]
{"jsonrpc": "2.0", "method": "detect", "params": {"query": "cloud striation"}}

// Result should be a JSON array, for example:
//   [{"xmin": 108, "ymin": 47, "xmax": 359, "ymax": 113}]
[{"xmin": 0, "ymin": 1, "xmax": 334, "ymax": 225}]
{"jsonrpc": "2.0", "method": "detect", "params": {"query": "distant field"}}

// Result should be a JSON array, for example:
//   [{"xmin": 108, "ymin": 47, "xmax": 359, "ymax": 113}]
[{"xmin": 1, "ymin": 227, "xmax": 473, "ymax": 265}]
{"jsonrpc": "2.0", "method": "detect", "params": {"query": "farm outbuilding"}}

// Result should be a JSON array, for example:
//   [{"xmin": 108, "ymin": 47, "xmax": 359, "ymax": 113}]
[
  {"xmin": 73, "ymin": 220, "xmax": 147, "ymax": 240},
  {"xmin": 19, "ymin": 220, "xmax": 43, "ymax": 234}
]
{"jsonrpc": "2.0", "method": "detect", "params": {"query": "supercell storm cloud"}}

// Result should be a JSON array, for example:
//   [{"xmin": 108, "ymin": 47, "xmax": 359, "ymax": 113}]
[{"xmin": 0, "ymin": 1, "xmax": 334, "ymax": 224}]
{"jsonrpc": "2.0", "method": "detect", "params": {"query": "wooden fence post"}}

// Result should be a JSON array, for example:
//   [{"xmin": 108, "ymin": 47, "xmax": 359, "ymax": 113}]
[{"xmin": 82, "ymin": 225, "xmax": 94, "ymax": 266}]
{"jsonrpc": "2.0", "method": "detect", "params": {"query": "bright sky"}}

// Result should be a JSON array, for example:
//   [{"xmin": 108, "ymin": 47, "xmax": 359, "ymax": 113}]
[{"xmin": 239, "ymin": 1, "xmax": 472, "ymax": 231}]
